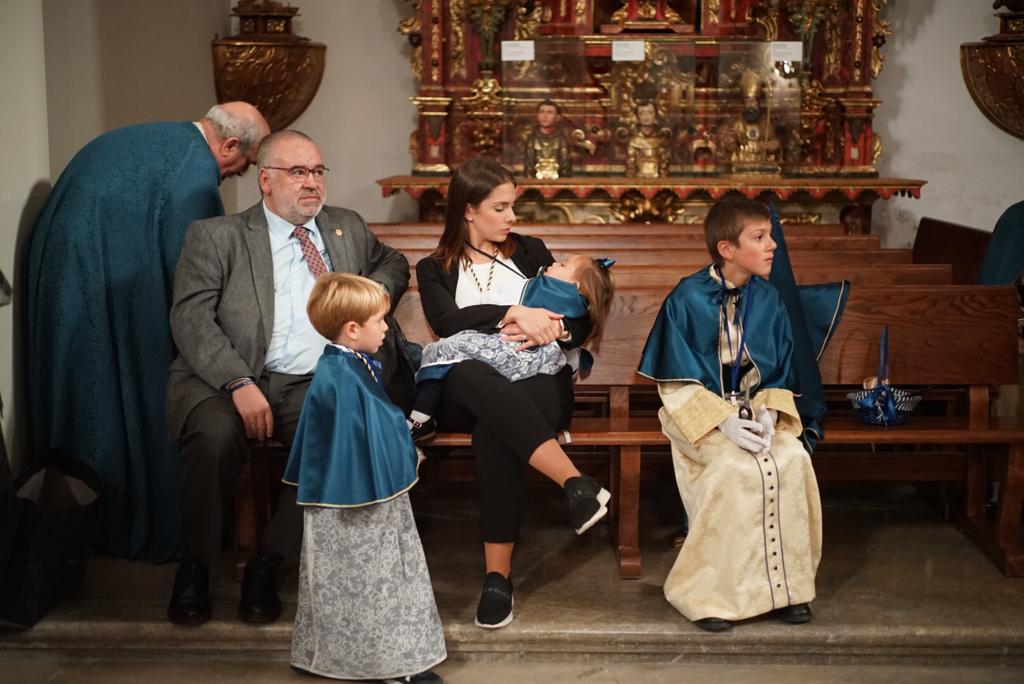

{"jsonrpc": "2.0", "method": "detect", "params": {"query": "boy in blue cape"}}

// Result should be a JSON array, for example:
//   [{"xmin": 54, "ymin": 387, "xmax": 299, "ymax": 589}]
[
  {"xmin": 284, "ymin": 273, "xmax": 445, "ymax": 682},
  {"xmin": 408, "ymin": 254, "xmax": 614, "ymax": 443},
  {"xmin": 638, "ymin": 198, "xmax": 846, "ymax": 633}
]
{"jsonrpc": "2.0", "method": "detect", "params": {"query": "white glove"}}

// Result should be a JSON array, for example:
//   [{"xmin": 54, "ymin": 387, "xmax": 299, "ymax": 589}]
[
  {"xmin": 757, "ymin": 406, "xmax": 777, "ymax": 451},
  {"xmin": 718, "ymin": 413, "xmax": 765, "ymax": 453}
]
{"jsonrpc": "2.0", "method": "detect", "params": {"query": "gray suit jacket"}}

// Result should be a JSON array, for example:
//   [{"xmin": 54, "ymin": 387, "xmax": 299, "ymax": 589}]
[{"xmin": 165, "ymin": 202, "xmax": 409, "ymax": 439}]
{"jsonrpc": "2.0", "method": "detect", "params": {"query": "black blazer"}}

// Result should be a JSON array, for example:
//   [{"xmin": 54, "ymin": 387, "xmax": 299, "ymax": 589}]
[{"xmin": 416, "ymin": 233, "xmax": 592, "ymax": 346}]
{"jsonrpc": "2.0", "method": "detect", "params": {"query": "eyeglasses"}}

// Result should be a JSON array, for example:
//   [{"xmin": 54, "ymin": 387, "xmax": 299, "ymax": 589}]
[{"xmin": 263, "ymin": 165, "xmax": 330, "ymax": 182}]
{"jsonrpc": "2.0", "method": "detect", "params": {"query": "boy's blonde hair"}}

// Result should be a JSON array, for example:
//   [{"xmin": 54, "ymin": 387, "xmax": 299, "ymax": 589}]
[
  {"xmin": 704, "ymin": 198, "xmax": 770, "ymax": 266},
  {"xmin": 307, "ymin": 273, "xmax": 390, "ymax": 341},
  {"xmin": 575, "ymin": 259, "xmax": 615, "ymax": 352}
]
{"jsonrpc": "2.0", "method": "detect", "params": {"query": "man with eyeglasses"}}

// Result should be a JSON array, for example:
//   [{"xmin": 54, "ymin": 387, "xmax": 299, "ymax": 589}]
[
  {"xmin": 23, "ymin": 102, "xmax": 270, "ymax": 565},
  {"xmin": 165, "ymin": 130, "xmax": 410, "ymax": 626}
]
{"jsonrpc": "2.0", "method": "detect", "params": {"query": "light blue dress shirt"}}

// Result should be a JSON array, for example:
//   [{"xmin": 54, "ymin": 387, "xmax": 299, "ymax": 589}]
[{"xmin": 263, "ymin": 202, "xmax": 334, "ymax": 375}]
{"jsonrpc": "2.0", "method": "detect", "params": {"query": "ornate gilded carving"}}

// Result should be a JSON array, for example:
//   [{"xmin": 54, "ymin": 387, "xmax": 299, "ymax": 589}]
[
  {"xmin": 853, "ymin": 0, "xmax": 865, "ymax": 83},
  {"xmin": 824, "ymin": 3, "xmax": 842, "ymax": 81},
  {"xmin": 961, "ymin": 42, "xmax": 1024, "ymax": 141},
  {"xmin": 708, "ymin": 0, "xmax": 720, "ymax": 25},
  {"xmin": 871, "ymin": 0, "xmax": 892, "ymax": 79},
  {"xmin": 511, "ymin": 2, "xmax": 550, "ymax": 79},
  {"xmin": 872, "ymin": 132, "xmax": 882, "ymax": 164},
  {"xmin": 460, "ymin": 76, "xmax": 505, "ymax": 157},
  {"xmin": 611, "ymin": 190, "xmax": 686, "ymax": 223},
  {"xmin": 787, "ymin": 0, "xmax": 830, "ymax": 69},
  {"xmin": 212, "ymin": 1, "xmax": 325, "ymax": 131},
  {"xmin": 607, "ymin": 0, "xmax": 686, "ymax": 32},
  {"xmin": 576, "ymin": 0, "xmax": 587, "ymax": 26},
  {"xmin": 431, "ymin": 0, "xmax": 442, "ymax": 82},
  {"xmin": 449, "ymin": 0, "xmax": 467, "ymax": 79},
  {"xmin": 749, "ymin": 4, "xmax": 780, "ymax": 41},
  {"xmin": 398, "ymin": 0, "xmax": 423, "ymax": 83},
  {"xmin": 466, "ymin": 0, "xmax": 516, "ymax": 72}
]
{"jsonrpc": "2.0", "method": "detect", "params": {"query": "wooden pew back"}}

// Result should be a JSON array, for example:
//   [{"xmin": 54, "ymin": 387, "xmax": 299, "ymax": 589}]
[
  {"xmin": 371, "ymin": 222, "xmax": 846, "ymax": 238},
  {"xmin": 394, "ymin": 285, "xmax": 1019, "ymax": 388},
  {"xmin": 383, "ymin": 234, "xmax": 880, "ymax": 252}
]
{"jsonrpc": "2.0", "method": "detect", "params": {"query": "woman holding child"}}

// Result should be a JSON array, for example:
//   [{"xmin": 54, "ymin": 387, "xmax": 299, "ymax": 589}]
[{"xmin": 415, "ymin": 159, "xmax": 612, "ymax": 629}]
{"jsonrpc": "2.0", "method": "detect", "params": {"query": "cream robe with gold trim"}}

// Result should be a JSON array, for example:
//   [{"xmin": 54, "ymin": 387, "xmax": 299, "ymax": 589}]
[{"xmin": 658, "ymin": 377, "xmax": 822, "ymax": 622}]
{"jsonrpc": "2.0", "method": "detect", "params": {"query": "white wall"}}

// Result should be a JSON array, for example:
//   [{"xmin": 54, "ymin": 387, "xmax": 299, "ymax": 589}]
[
  {"xmin": 42, "ymin": 0, "xmax": 232, "ymax": 174},
  {"xmin": 227, "ymin": 0, "xmax": 420, "ymax": 221},
  {"xmin": 873, "ymin": 0, "xmax": 1024, "ymax": 247},
  {"xmin": 0, "ymin": 0, "xmax": 50, "ymax": 471}
]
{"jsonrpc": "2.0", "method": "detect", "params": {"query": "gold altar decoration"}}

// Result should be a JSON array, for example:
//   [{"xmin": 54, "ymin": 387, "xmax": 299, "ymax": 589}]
[
  {"xmin": 388, "ymin": 1, "xmax": 917, "ymax": 228},
  {"xmin": 961, "ymin": 9, "xmax": 1024, "ymax": 142},
  {"xmin": 212, "ymin": 0, "xmax": 325, "ymax": 131}
]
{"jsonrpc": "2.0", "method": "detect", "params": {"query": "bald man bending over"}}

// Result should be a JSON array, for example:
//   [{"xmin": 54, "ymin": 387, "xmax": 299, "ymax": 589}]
[{"xmin": 24, "ymin": 103, "xmax": 270, "ymax": 564}]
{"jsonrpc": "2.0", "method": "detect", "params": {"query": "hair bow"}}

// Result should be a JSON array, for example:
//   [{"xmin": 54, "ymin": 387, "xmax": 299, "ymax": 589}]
[{"xmin": 596, "ymin": 257, "xmax": 616, "ymax": 270}]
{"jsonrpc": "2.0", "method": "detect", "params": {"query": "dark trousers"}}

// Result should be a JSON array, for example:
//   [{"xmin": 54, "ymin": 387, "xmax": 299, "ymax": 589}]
[
  {"xmin": 436, "ymin": 361, "xmax": 574, "ymax": 543},
  {"xmin": 178, "ymin": 371, "xmax": 310, "ymax": 566}
]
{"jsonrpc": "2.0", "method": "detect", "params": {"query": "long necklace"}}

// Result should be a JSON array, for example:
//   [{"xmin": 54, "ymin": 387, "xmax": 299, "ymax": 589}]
[{"xmin": 467, "ymin": 245, "xmax": 499, "ymax": 295}]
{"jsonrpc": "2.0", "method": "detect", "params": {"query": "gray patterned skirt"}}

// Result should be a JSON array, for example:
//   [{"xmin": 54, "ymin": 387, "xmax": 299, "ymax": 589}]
[
  {"xmin": 417, "ymin": 330, "xmax": 565, "ymax": 383},
  {"xmin": 291, "ymin": 494, "xmax": 447, "ymax": 680}
]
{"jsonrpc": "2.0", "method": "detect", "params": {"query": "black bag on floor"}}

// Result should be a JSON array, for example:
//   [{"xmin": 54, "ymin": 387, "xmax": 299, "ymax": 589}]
[{"xmin": 0, "ymin": 450, "xmax": 100, "ymax": 632}]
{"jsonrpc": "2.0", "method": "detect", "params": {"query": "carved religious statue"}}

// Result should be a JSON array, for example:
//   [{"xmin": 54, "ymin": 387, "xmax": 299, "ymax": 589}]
[
  {"xmin": 625, "ymin": 101, "xmax": 671, "ymax": 178},
  {"xmin": 523, "ymin": 100, "xmax": 572, "ymax": 179},
  {"xmin": 721, "ymin": 69, "xmax": 782, "ymax": 174}
]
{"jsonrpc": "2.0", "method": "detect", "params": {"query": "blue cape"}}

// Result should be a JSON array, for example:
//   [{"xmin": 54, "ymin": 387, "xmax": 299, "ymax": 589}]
[
  {"xmin": 520, "ymin": 271, "xmax": 589, "ymax": 317},
  {"xmin": 284, "ymin": 346, "xmax": 419, "ymax": 507},
  {"xmin": 638, "ymin": 270, "xmax": 797, "ymax": 395},
  {"xmin": 977, "ymin": 200, "xmax": 1024, "ymax": 285}
]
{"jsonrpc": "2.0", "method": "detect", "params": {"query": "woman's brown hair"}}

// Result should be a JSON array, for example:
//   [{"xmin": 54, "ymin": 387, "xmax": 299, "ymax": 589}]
[
  {"xmin": 575, "ymin": 259, "xmax": 615, "ymax": 352},
  {"xmin": 431, "ymin": 159, "xmax": 517, "ymax": 271}
]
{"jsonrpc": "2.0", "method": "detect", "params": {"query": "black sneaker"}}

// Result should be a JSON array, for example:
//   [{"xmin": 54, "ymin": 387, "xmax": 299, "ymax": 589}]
[
  {"xmin": 238, "ymin": 551, "xmax": 282, "ymax": 624},
  {"xmin": 410, "ymin": 417, "xmax": 437, "ymax": 445},
  {"xmin": 474, "ymin": 571, "xmax": 514, "ymax": 629},
  {"xmin": 564, "ymin": 475, "xmax": 611, "ymax": 535}
]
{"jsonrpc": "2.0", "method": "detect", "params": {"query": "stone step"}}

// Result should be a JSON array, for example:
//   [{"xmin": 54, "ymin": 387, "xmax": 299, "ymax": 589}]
[{"xmin": 3, "ymin": 484, "xmax": 1023, "ymax": 667}]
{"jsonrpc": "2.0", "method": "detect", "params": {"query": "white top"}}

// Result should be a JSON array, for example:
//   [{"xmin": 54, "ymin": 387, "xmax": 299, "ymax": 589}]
[{"xmin": 454, "ymin": 256, "xmax": 527, "ymax": 309}]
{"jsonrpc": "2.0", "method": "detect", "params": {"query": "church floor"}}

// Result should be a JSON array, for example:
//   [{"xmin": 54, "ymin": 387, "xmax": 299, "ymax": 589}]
[{"xmin": 2, "ymin": 480, "xmax": 1023, "ymax": 682}]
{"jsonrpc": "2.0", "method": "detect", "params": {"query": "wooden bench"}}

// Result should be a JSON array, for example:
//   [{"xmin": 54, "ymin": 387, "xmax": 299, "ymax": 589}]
[
  {"xmin": 382, "ymin": 234, "xmax": 881, "ymax": 252},
  {"xmin": 371, "ymin": 222, "xmax": 848, "ymax": 238},
  {"xmin": 403, "ymin": 263, "xmax": 952, "ymax": 290},
  {"xmin": 394, "ymin": 285, "xmax": 1024, "ymax": 578},
  {"xmin": 397, "ymin": 248, "xmax": 913, "ymax": 268},
  {"xmin": 912, "ymin": 216, "xmax": 992, "ymax": 285}
]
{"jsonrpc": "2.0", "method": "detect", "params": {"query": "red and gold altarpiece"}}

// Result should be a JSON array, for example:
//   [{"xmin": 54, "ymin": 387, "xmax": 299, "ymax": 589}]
[{"xmin": 380, "ymin": 1, "xmax": 924, "ymax": 229}]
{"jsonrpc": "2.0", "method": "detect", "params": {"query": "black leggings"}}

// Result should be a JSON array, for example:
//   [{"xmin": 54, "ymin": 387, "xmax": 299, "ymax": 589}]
[{"xmin": 436, "ymin": 361, "xmax": 575, "ymax": 542}]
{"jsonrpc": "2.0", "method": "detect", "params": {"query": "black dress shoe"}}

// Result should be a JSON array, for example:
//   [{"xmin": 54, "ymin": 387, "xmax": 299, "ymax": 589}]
[
  {"xmin": 776, "ymin": 603, "xmax": 812, "ymax": 624},
  {"xmin": 693, "ymin": 617, "xmax": 732, "ymax": 632},
  {"xmin": 167, "ymin": 557, "xmax": 211, "ymax": 626},
  {"xmin": 238, "ymin": 552, "xmax": 282, "ymax": 624},
  {"xmin": 410, "ymin": 417, "xmax": 437, "ymax": 445}
]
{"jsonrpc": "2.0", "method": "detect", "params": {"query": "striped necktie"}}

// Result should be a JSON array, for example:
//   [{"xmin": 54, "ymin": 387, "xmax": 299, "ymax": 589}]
[{"xmin": 292, "ymin": 226, "xmax": 328, "ymax": 279}]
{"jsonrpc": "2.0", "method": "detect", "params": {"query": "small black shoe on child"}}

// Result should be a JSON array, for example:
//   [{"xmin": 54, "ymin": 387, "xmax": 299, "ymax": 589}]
[
  {"xmin": 410, "ymin": 417, "xmax": 437, "ymax": 445},
  {"xmin": 694, "ymin": 617, "xmax": 733, "ymax": 632},
  {"xmin": 563, "ymin": 474, "xmax": 611, "ymax": 535},
  {"xmin": 775, "ymin": 602, "xmax": 812, "ymax": 624},
  {"xmin": 382, "ymin": 670, "xmax": 444, "ymax": 683}
]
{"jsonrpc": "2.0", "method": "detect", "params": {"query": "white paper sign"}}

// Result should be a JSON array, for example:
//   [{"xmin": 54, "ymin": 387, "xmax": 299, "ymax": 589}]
[
  {"xmin": 501, "ymin": 40, "xmax": 535, "ymax": 62},
  {"xmin": 612, "ymin": 40, "xmax": 645, "ymax": 62},
  {"xmin": 770, "ymin": 41, "xmax": 803, "ymax": 63}
]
